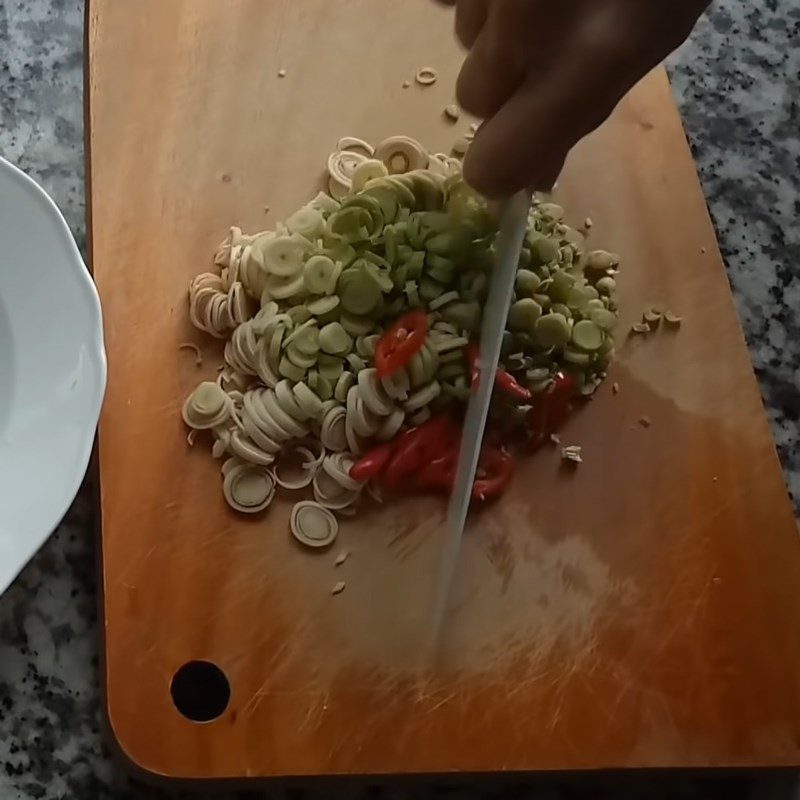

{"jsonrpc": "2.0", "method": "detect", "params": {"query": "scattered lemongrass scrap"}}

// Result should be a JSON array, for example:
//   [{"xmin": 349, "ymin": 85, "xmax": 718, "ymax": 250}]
[
  {"xmin": 334, "ymin": 550, "xmax": 349, "ymax": 566},
  {"xmin": 638, "ymin": 416, "xmax": 652, "ymax": 428},
  {"xmin": 443, "ymin": 104, "xmax": 460, "ymax": 122},
  {"xmin": 612, "ymin": 382, "xmax": 620, "ymax": 395},
  {"xmin": 187, "ymin": 429, "xmax": 198, "ymax": 447},
  {"xmin": 178, "ymin": 342, "xmax": 203, "ymax": 366},
  {"xmin": 643, "ymin": 308, "xmax": 663, "ymax": 329},
  {"xmin": 583, "ymin": 217, "xmax": 593, "ymax": 230},
  {"xmin": 415, "ymin": 67, "xmax": 437, "ymax": 86},
  {"xmin": 402, "ymin": 80, "xmax": 411, "ymax": 88},
  {"xmin": 331, "ymin": 581, "xmax": 346, "ymax": 595},
  {"xmin": 550, "ymin": 433, "xmax": 561, "ymax": 445},
  {"xmin": 664, "ymin": 311, "xmax": 683, "ymax": 329},
  {"xmin": 277, "ymin": 68, "xmax": 287, "ymax": 78},
  {"xmin": 561, "ymin": 445, "xmax": 583, "ymax": 464},
  {"xmin": 701, "ymin": 247, "xmax": 707, "ymax": 254}
]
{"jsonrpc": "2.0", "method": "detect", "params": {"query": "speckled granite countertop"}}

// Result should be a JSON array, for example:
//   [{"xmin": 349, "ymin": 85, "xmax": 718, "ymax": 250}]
[{"xmin": 0, "ymin": 1, "xmax": 798, "ymax": 798}]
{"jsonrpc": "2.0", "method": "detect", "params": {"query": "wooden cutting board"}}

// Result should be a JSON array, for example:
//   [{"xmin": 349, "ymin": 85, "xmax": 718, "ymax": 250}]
[{"xmin": 87, "ymin": 0, "xmax": 800, "ymax": 783}]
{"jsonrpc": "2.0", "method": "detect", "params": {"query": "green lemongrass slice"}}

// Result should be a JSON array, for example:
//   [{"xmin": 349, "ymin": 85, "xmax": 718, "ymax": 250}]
[
  {"xmin": 508, "ymin": 298, "xmax": 543, "ymax": 333},
  {"xmin": 286, "ymin": 206, "xmax": 325, "ymax": 239},
  {"xmin": 292, "ymin": 381, "xmax": 324, "ymax": 419},
  {"xmin": 319, "ymin": 322, "xmax": 353, "ymax": 355},
  {"xmin": 260, "ymin": 235, "xmax": 308, "ymax": 277},
  {"xmin": 307, "ymin": 295, "xmax": 340, "ymax": 316},
  {"xmin": 534, "ymin": 313, "xmax": 571, "ymax": 348},
  {"xmin": 590, "ymin": 308, "xmax": 617, "ymax": 331},
  {"xmin": 279, "ymin": 355, "xmax": 307, "ymax": 382},
  {"xmin": 304, "ymin": 255, "xmax": 337, "ymax": 294},
  {"xmin": 571, "ymin": 320, "xmax": 604, "ymax": 351}
]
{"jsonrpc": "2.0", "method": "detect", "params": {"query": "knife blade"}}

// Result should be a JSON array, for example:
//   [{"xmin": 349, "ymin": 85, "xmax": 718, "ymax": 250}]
[{"xmin": 430, "ymin": 189, "xmax": 532, "ymax": 642}]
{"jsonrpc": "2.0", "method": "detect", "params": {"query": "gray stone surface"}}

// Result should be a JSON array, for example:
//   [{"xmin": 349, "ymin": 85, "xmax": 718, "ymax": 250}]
[{"xmin": 0, "ymin": 0, "xmax": 797, "ymax": 797}]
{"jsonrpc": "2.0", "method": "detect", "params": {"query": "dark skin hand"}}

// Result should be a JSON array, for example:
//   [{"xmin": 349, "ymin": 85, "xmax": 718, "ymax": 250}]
[{"xmin": 435, "ymin": 0, "xmax": 711, "ymax": 197}]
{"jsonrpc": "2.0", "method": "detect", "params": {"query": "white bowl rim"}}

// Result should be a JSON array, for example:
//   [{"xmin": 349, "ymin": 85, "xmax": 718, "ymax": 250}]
[{"xmin": 0, "ymin": 154, "xmax": 107, "ymax": 595}]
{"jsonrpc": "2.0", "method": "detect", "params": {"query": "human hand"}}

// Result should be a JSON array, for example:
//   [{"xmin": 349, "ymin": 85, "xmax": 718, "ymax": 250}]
[{"xmin": 435, "ymin": 0, "xmax": 710, "ymax": 197}]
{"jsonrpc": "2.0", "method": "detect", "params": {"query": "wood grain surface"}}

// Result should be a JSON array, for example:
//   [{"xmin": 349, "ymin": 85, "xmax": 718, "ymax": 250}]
[{"xmin": 87, "ymin": 0, "xmax": 800, "ymax": 782}]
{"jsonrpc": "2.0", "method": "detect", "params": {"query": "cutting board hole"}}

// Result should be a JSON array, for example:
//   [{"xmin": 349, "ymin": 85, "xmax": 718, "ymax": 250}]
[{"xmin": 170, "ymin": 661, "xmax": 230, "ymax": 722}]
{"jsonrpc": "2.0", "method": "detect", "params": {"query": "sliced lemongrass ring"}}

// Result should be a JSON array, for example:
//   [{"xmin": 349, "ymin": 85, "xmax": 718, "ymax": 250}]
[
  {"xmin": 223, "ymin": 464, "xmax": 275, "ymax": 513},
  {"xmin": 313, "ymin": 471, "xmax": 361, "ymax": 510},
  {"xmin": 414, "ymin": 67, "xmax": 437, "ymax": 86},
  {"xmin": 211, "ymin": 428, "xmax": 232, "ymax": 459},
  {"xmin": 259, "ymin": 235, "xmax": 306, "ymax": 277},
  {"xmin": 403, "ymin": 380, "xmax": 441, "ymax": 412},
  {"xmin": 344, "ymin": 412, "xmax": 366, "ymax": 455},
  {"xmin": 275, "ymin": 379, "xmax": 311, "ymax": 422},
  {"xmin": 321, "ymin": 406, "xmax": 348, "ymax": 452},
  {"xmin": 290, "ymin": 501, "xmax": 338, "ymax": 548},
  {"xmin": 228, "ymin": 429, "xmax": 276, "ymax": 467},
  {"xmin": 354, "ymin": 394, "xmax": 381, "ymax": 437},
  {"xmin": 337, "ymin": 136, "xmax": 374, "ymax": 156},
  {"xmin": 286, "ymin": 206, "xmax": 325, "ymax": 239},
  {"xmin": 328, "ymin": 175, "xmax": 349, "ymax": 200},
  {"xmin": 381, "ymin": 369, "xmax": 410, "ymax": 401},
  {"xmin": 328, "ymin": 149, "xmax": 368, "ymax": 187},
  {"xmin": 242, "ymin": 413, "xmax": 283, "ymax": 454},
  {"xmin": 376, "ymin": 408, "xmax": 405, "ymax": 441},
  {"xmin": 322, "ymin": 453, "xmax": 363, "ymax": 492},
  {"xmin": 262, "ymin": 390, "xmax": 309, "ymax": 439},
  {"xmin": 273, "ymin": 447, "xmax": 316, "ymax": 490},
  {"xmin": 255, "ymin": 342, "xmax": 280, "ymax": 388},
  {"xmin": 334, "ymin": 372, "xmax": 356, "ymax": 403},
  {"xmin": 374, "ymin": 135, "xmax": 428, "ymax": 174},
  {"xmin": 357, "ymin": 368, "xmax": 394, "ymax": 416},
  {"xmin": 351, "ymin": 159, "xmax": 389, "ymax": 193},
  {"xmin": 347, "ymin": 386, "xmax": 375, "ymax": 437},
  {"xmin": 248, "ymin": 391, "xmax": 293, "ymax": 442},
  {"xmin": 292, "ymin": 381, "xmax": 324, "ymax": 420},
  {"xmin": 308, "ymin": 190, "xmax": 341, "ymax": 215}
]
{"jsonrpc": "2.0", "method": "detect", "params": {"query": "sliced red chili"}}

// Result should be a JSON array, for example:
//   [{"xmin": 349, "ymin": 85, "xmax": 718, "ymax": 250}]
[
  {"xmin": 383, "ymin": 414, "xmax": 459, "ymax": 488},
  {"xmin": 466, "ymin": 342, "xmax": 531, "ymax": 402},
  {"xmin": 526, "ymin": 371, "xmax": 577, "ymax": 446},
  {"xmin": 349, "ymin": 442, "xmax": 396, "ymax": 483},
  {"xmin": 471, "ymin": 447, "xmax": 515, "ymax": 502},
  {"xmin": 418, "ymin": 453, "xmax": 456, "ymax": 492},
  {"xmin": 375, "ymin": 310, "xmax": 428, "ymax": 379}
]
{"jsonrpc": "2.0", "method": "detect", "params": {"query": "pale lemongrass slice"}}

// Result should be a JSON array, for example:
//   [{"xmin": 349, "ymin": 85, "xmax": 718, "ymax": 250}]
[
  {"xmin": 320, "ymin": 406, "xmax": 348, "ymax": 452},
  {"xmin": 182, "ymin": 382, "xmax": 231, "ymax": 430},
  {"xmin": 290, "ymin": 501, "xmax": 338, "ymax": 548},
  {"xmin": 357, "ymin": 368, "xmax": 394, "ymax": 416},
  {"xmin": 222, "ymin": 463, "xmax": 275, "ymax": 513},
  {"xmin": 321, "ymin": 453, "xmax": 363, "ymax": 492},
  {"xmin": 228, "ymin": 429, "xmax": 276, "ymax": 467}
]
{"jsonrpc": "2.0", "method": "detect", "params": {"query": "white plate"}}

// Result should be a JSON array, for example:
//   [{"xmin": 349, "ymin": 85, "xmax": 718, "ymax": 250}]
[{"xmin": 0, "ymin": 156, "xmax": 106, "ymax": 595}]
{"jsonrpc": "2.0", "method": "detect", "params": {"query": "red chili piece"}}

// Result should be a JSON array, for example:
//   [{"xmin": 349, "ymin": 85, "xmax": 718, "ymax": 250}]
[
  {"xmin": 471, "ymin": 447, "xmax": 515, "ymax": 502},
  {"xmin": 466, "ymin": 343, "xmax": 531, "ymax": 402},
  {"xmin": 526, "ymin": 371, "xmax": 577, "ymax": 446},
  {"xmin": 383, "ymin": 414, "xmax": 460, "ymax": 488},
  {"xmin": 375, "ymin": 310, "xmax": 428, "ymax": 379},
  {"xmin": 349, "ymin": 442, "xmax": 396, "ymax": 483}
]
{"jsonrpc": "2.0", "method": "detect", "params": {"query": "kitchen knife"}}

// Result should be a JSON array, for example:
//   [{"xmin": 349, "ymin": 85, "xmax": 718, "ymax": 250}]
[{"xmin": 430, "ymin": 189, "xmax": 532, "ymax": 643}]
